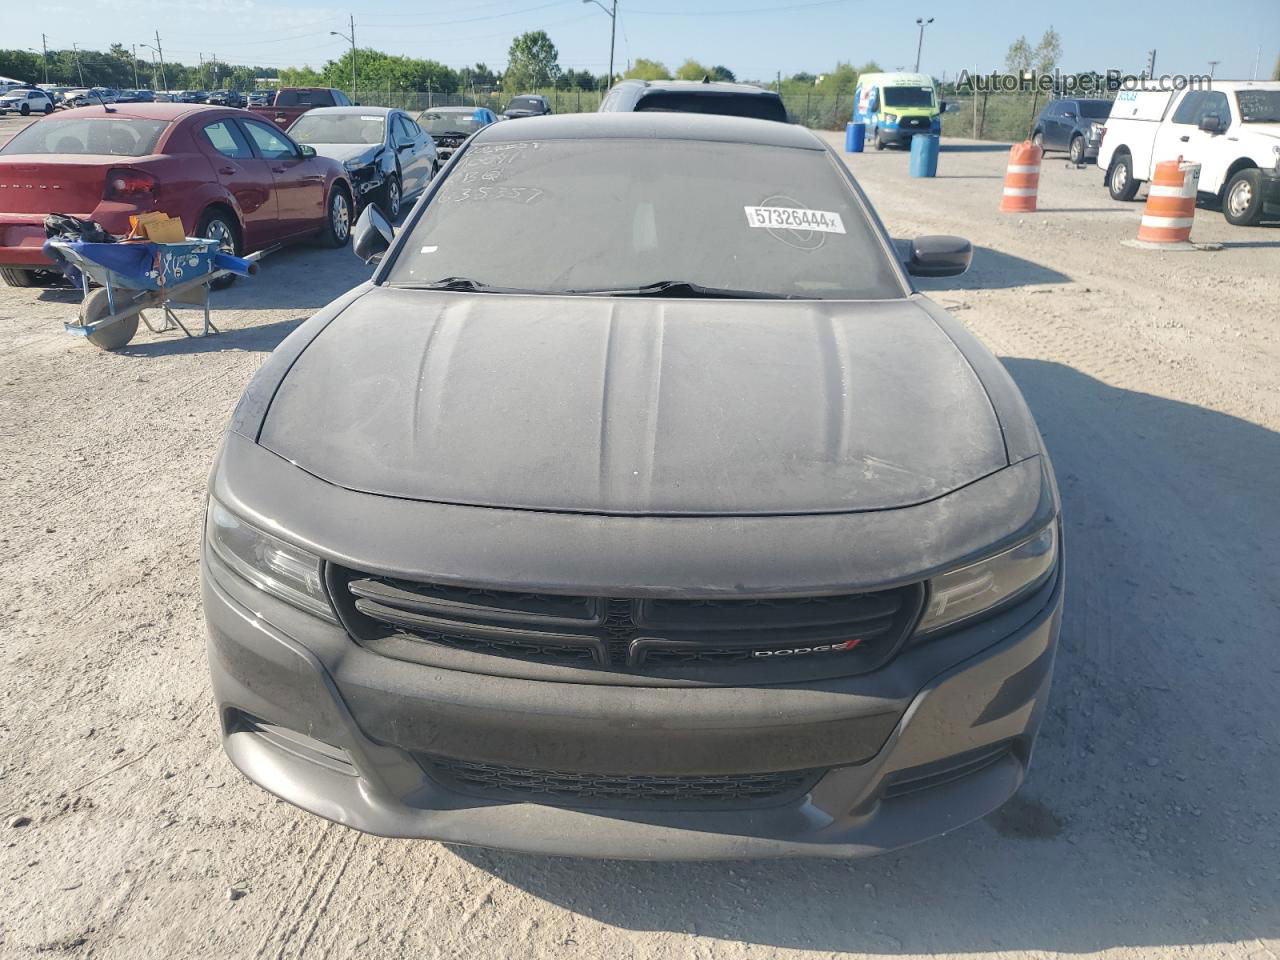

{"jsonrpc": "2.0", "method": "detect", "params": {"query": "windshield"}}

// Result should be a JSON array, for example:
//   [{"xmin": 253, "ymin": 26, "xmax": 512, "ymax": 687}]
[
  {"xmin": 636, "ymin": 91, "xmax": 788, "ymax": 122},
  {"xmin": 1077, "ymin": 101, "xmax": 1112, "ymax": 118},
  {"xmin": 506, "ymin": 97, "xmax": 543, "ymax": 112},
  {"xmin": 882, "ymin": 86, "xmax": 935, "ymax": 109},
  {"xmin": 420, "ymin": 110, "xmax": 486, "ymax": 134},
  {"xmin": 386, "ymin": 137, "xmax": 902, "ymax": 299},
  {"xmin": 1236, "ymin": 90, "xmax": 1280, "ymax": 122},
  {"xmin": 289, "ymin": 113, "xmax": 384, "ymax": 144},
  {"xmin": 0, "ymin": 117, "xmax": 169, "ymax": 156}
]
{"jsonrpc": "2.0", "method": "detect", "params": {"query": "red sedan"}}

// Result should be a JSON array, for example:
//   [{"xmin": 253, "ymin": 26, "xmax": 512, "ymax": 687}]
[{"xmin": 0, "ymin": 103, "xmax": 354, "ymax": 287}]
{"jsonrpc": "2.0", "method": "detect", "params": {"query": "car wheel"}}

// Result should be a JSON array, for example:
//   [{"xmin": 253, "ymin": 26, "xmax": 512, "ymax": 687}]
[
  {"xmin": 197, "ymin": 209, "xmax": 241, "ymax": 290},
  {"xmin": 319, "ymin": 186, "xmax": 352, "ymax": 248},
  {"xmin": 1031, "ymin": 130, "xmax": 1044, "ymax": 149},
  {"xmin": 44, "ymin": 102, "xmax": 54, "ymax": 115},
  {"xmin": 874, "ymin": 132, "xmax": 885, "ymax": 151},
  {"xmin": 1068, "ymin": 135, "xmax": 1085, "ymax": 165},
  {"xmin": 19, "ymin": 103, "xmax": 30, "ymax": 116},
  {"xmin": 1222, "ymin": 168, "xmax": 1263, "ymax": 226},
  {"xmin": 1, "ymin": 266, "xmax": 40, "ymax": 287},
  {"xmin": 1107, "ymin": 153, "xmax": 1139, "ymax": 201},
  {"xmin": 81, "ymin": 288, "xmax": 139, "ymax": 351},
  {"xmin": 381, "ymin": 174, "xmax": 402, "ymax": 220}
]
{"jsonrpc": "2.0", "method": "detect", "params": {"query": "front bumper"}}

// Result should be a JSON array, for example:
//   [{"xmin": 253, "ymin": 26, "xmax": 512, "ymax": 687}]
[
  {"xmin": 1261, "ymin": 169, "xmax": 1280, "ymax": 216},
  {"xmin": 204, "ymin": 525, "xmax": 1062, "ymax": 860}
]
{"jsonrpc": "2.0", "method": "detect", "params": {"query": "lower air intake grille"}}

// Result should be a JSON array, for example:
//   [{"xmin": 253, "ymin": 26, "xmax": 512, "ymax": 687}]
[{"xmin": 421, "ymin": 756, "xmax": 822, "ymax": 809}]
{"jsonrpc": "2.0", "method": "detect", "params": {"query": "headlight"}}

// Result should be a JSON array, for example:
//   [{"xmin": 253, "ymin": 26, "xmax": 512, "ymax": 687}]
[
  {"xmin": 1089, "ymin": 121, "xmax": 1103, "ymax": 137},
  {"xmin": 883, "ymin": 113, "xmax": 898, "ymax": 124},
  {"xmin": 205, "ymin": 499, "xmax": 334, "ymax": 620},
  {"xmin": 1272, "ymin": 144, "xmax": 1280, "ymax": 171},
  {"xmin": 916, "ymin": 524, "xmax": 1058, "ymax": 634}
]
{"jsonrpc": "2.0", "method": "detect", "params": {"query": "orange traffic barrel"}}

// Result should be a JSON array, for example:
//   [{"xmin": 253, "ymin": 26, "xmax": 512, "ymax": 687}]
[
  {"xmin": 999, "ymin": 141, "xmax": 1043, "ymax": 212},
  {"xmin": 1137, "ymin": 157, "xmax": 1200, "ymax": 244}
]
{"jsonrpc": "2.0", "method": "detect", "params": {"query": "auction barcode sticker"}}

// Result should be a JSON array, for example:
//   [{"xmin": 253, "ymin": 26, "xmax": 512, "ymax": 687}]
[{"xmin": 744, "ymin": 206, "xmax": 845, "ymax": 234}]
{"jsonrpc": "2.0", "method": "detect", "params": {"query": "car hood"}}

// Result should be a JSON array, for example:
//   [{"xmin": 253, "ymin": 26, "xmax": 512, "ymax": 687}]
[
  {"xmin": 258, "ymin": 289, "xmax": 1007, "ymax": 516},
  {"xmin": 503, "ymin": 109, "xmax": 539, "ymax": 118},
  {"xmin": 304, "ymin": 142, "xmax": 382, "ymax": 165}
]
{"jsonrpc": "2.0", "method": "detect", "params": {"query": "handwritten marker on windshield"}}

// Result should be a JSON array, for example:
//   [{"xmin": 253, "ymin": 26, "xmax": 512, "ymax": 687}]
[{"xmin": 999, "ymin": 141, "xmax": 1042, "ymax": 213}]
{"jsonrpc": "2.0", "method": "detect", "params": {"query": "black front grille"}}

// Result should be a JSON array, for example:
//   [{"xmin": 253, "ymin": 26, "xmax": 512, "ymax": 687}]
[
  {"xmin": 328, "ymin": 566, "xmax": 924, "ymax": 674},
  {"xmin": 421, "ymin": 755, "xmax": 822, "ymax": 809}
]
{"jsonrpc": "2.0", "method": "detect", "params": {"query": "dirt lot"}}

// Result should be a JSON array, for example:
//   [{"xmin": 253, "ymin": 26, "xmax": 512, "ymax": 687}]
[{"xmin": 1, "ymin": 134, "xmax": 1278, "ymax": 960}]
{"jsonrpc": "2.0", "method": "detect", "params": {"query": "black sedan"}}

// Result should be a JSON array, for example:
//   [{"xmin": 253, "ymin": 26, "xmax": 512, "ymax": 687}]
[
  {"xmin": 288, "ymin": 106, "xmax": 438, "ymax": 219},
  {"xmin": 502, "ymin": 94, "xmax": 552, "ymax": 118},
  {"xmin": 1032, "ymin": 98, "xmax": 1113, "ymax": 164},
  {"xmin": 203, "ymin": 112, "xmax": 1062, "ymax": 859},
  {"xmin": 417, "ymin": 105, "xmax": 499, "ymax": 162}
]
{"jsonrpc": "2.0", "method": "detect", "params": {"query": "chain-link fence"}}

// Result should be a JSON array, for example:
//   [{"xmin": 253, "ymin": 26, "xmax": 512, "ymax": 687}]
[{"xmin": 346, "ymin": 84, "xmax": 1052, "ymax": 142}]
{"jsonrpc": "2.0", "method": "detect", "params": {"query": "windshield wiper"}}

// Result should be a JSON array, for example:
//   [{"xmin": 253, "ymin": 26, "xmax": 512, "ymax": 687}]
[
  {"xmin": 569, "ymin": 280, "xmax": 795, "ymax": 299},
  {"xmin": 395, "ymin": 277, "xmax": 534, "ymax": 294}
]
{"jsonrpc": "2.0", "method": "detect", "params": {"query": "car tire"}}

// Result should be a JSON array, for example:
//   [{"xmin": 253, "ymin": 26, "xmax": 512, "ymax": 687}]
[
  {"xmin": 1, "ymin": 266, "xmax": 40, "ymax": 287},
  {"xmin": 197, "ymin": 209, "xmax": 242, "ymax": 291},
  {"xmin": 1068, "ymin": 135, "xmax": 1085, "ymax": 165},
  {"xmin": 380, "ymin": 174, "xmax": 402, "ymax": 220},
  {"xmin": 874, "ymin": 131, "xmax": 885, "ymax": 151},
  {"xmin": 81, "ymin": 288, "xmax": 139, "ymax": 351},
  {"xmin": 1107, "ymin": 153, "xmax": 1139, "ymax": 201},
  {"xmin": 1222, "ymin": 168, "xmax": 1264, "ymax": 226},
  {"xmin": 1032, "ymin": 130, "xmax": 1044, "ymax": 149},
  {"xmin": 318, "ymin": 185, "xmax": 353, "ymax": 248},
  {"xmin": 44, "ymin": 102, "xmax": 54, "ymax": 115},
  {"xmin": 19, "ymin": 103, "xmax": 30, "ymax": 116}
]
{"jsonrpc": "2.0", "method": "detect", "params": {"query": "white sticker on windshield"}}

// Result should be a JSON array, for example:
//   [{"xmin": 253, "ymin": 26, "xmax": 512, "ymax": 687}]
[
  {"xmin": 419, "ymin": 245, "xmax": 438, "ymax": 254},
  {"xmin": 360, "ymin": 115, "xmax": 383, "ymax": 121},
  {"xmin": 744, "ymin": 206, "xmax": 845, "ymax": 234}
]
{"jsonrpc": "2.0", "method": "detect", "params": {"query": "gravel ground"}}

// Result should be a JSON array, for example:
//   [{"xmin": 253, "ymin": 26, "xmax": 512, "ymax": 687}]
[{"xmin": 1, "ymin": 134, "xmax": 1278, "ymax": 960}]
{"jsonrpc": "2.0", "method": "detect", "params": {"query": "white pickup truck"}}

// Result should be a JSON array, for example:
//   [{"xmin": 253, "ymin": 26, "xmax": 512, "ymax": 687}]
[{"xmin": 1097, "ymin": 81, "xmax": 1280, "ymax": 225}]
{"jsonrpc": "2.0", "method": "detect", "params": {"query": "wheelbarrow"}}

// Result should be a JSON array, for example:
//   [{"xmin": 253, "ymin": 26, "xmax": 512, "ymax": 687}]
[{"xmin": 46, "ymin": 238, "xmax": 260, "ymax": 351}]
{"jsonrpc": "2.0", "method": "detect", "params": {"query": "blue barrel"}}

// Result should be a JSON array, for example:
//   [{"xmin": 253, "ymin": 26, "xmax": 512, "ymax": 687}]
[
  {"xmin": 909, "ymin": 133, "xmax": 940, "ymax": 177},
  {"xmin": 845, "ymin": 121, "xmax": 866, "ymax": 153}
]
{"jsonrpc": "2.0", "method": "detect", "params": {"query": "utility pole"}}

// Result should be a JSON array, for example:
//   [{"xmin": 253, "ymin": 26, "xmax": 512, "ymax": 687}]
[
  {"xmin": 154, "ymin": 31, "xmax": 168, "ymax": 93},
  {"xmin": 581, "ymin": 0, "xmax": 616, "ymax": 88},
  {"xmin": 1207, "ymin": 60, "xmax": 1219, "ymax": 79},
  {"xmin": 131, "ymin": 44, "xmax": 140, "ymax": 88},
  {"xmin": 1145, "ymin": 49, "xmax": 1157, "ymax": 80},
  {"xmin": 71, "ymin": 43, "xmax": 85, "ymax": 86},
  {"xmin": 330, "ymin": 15, "xmax": 357, "ymax": 98},
  {"xmin": 914, "ymin": 17, "xmax": 934, "ymax": 73},
  {"xmin": 40, "ymin": 34, "xmax": 49, "ymax": 84}
]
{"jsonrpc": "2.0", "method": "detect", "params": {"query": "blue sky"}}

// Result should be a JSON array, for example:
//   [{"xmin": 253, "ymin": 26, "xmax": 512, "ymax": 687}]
[{"xmin": 12, "ymin": 0, "xmax": 1280, "ymax": 82}]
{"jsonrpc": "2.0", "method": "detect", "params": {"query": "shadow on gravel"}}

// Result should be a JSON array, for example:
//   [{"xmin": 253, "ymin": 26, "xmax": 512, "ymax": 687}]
[
  {"xmin": 116, "ymin": 317, "xmax": 304, "ymax": 357},
  {"xmin": 455, "ymin": 361, "xmax": 1280, "ymax": 956},
  {"xmin": 906, "ymin": 244, "xmax": 1070, "ymax": 290}
]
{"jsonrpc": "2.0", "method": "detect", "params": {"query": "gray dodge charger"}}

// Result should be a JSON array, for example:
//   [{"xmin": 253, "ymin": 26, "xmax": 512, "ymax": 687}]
[{"xmin": 202, "ymin": 113, "xmax": 1063, "ymax": 859}]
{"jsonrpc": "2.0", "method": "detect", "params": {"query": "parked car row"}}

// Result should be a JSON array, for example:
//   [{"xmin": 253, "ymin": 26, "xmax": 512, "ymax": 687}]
[{"xmin": 0, "ymin": 103, "xmax": 356, "ymax": 287}]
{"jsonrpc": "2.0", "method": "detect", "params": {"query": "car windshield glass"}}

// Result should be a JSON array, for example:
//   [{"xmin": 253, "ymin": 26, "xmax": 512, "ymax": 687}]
[
  {"xmin": 636, "ymin": 91, "xmax": 788, "ymax": 122},
  {"xmin": 882, "ymin": 86, "xmax": 934, "ymax": 108},
  {"xmin": 0, "ymin": 117, "xmax": 168, "ymax": 156},
  {"xmin": 288, "ymin": 113, "xmax": 384, "ymax": 144},
  {"xmin": 507, "ymin": 97, "xmax": 542, "ymax": 111},
  {"xmin": 386, "ymin": 137, "xmax": 902, "ymax": 299},
  {"xmin": 1236, "ymin": 90, "xmax": 1280, "ymax": 122},
  {"xmin": 420, "ymin": 110, "xmax": 485, "ymax": 133},
  {"xmin": 1077, "ymin": 101, "xmax": 1112, "ymax": 118}
]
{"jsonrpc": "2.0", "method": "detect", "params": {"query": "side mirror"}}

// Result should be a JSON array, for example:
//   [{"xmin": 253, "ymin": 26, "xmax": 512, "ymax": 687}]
[
  {"xmin": 1198, "ymin": 114, "xmax": 1222, "ymax": 133},
  {"xmin": 906, "ymin": 235, "xmax": 972, "ymax": 278},
  {"xmin": 1063, "ymin": 110, "xmax": 1077, "ymax": 119},
  {"xmin": 298, "ymin": 144, "xmax": 316, "ymax": 158},
  {"xmin": 353, "ymin": 203, "xmax": 395, "ymax": 263}
]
